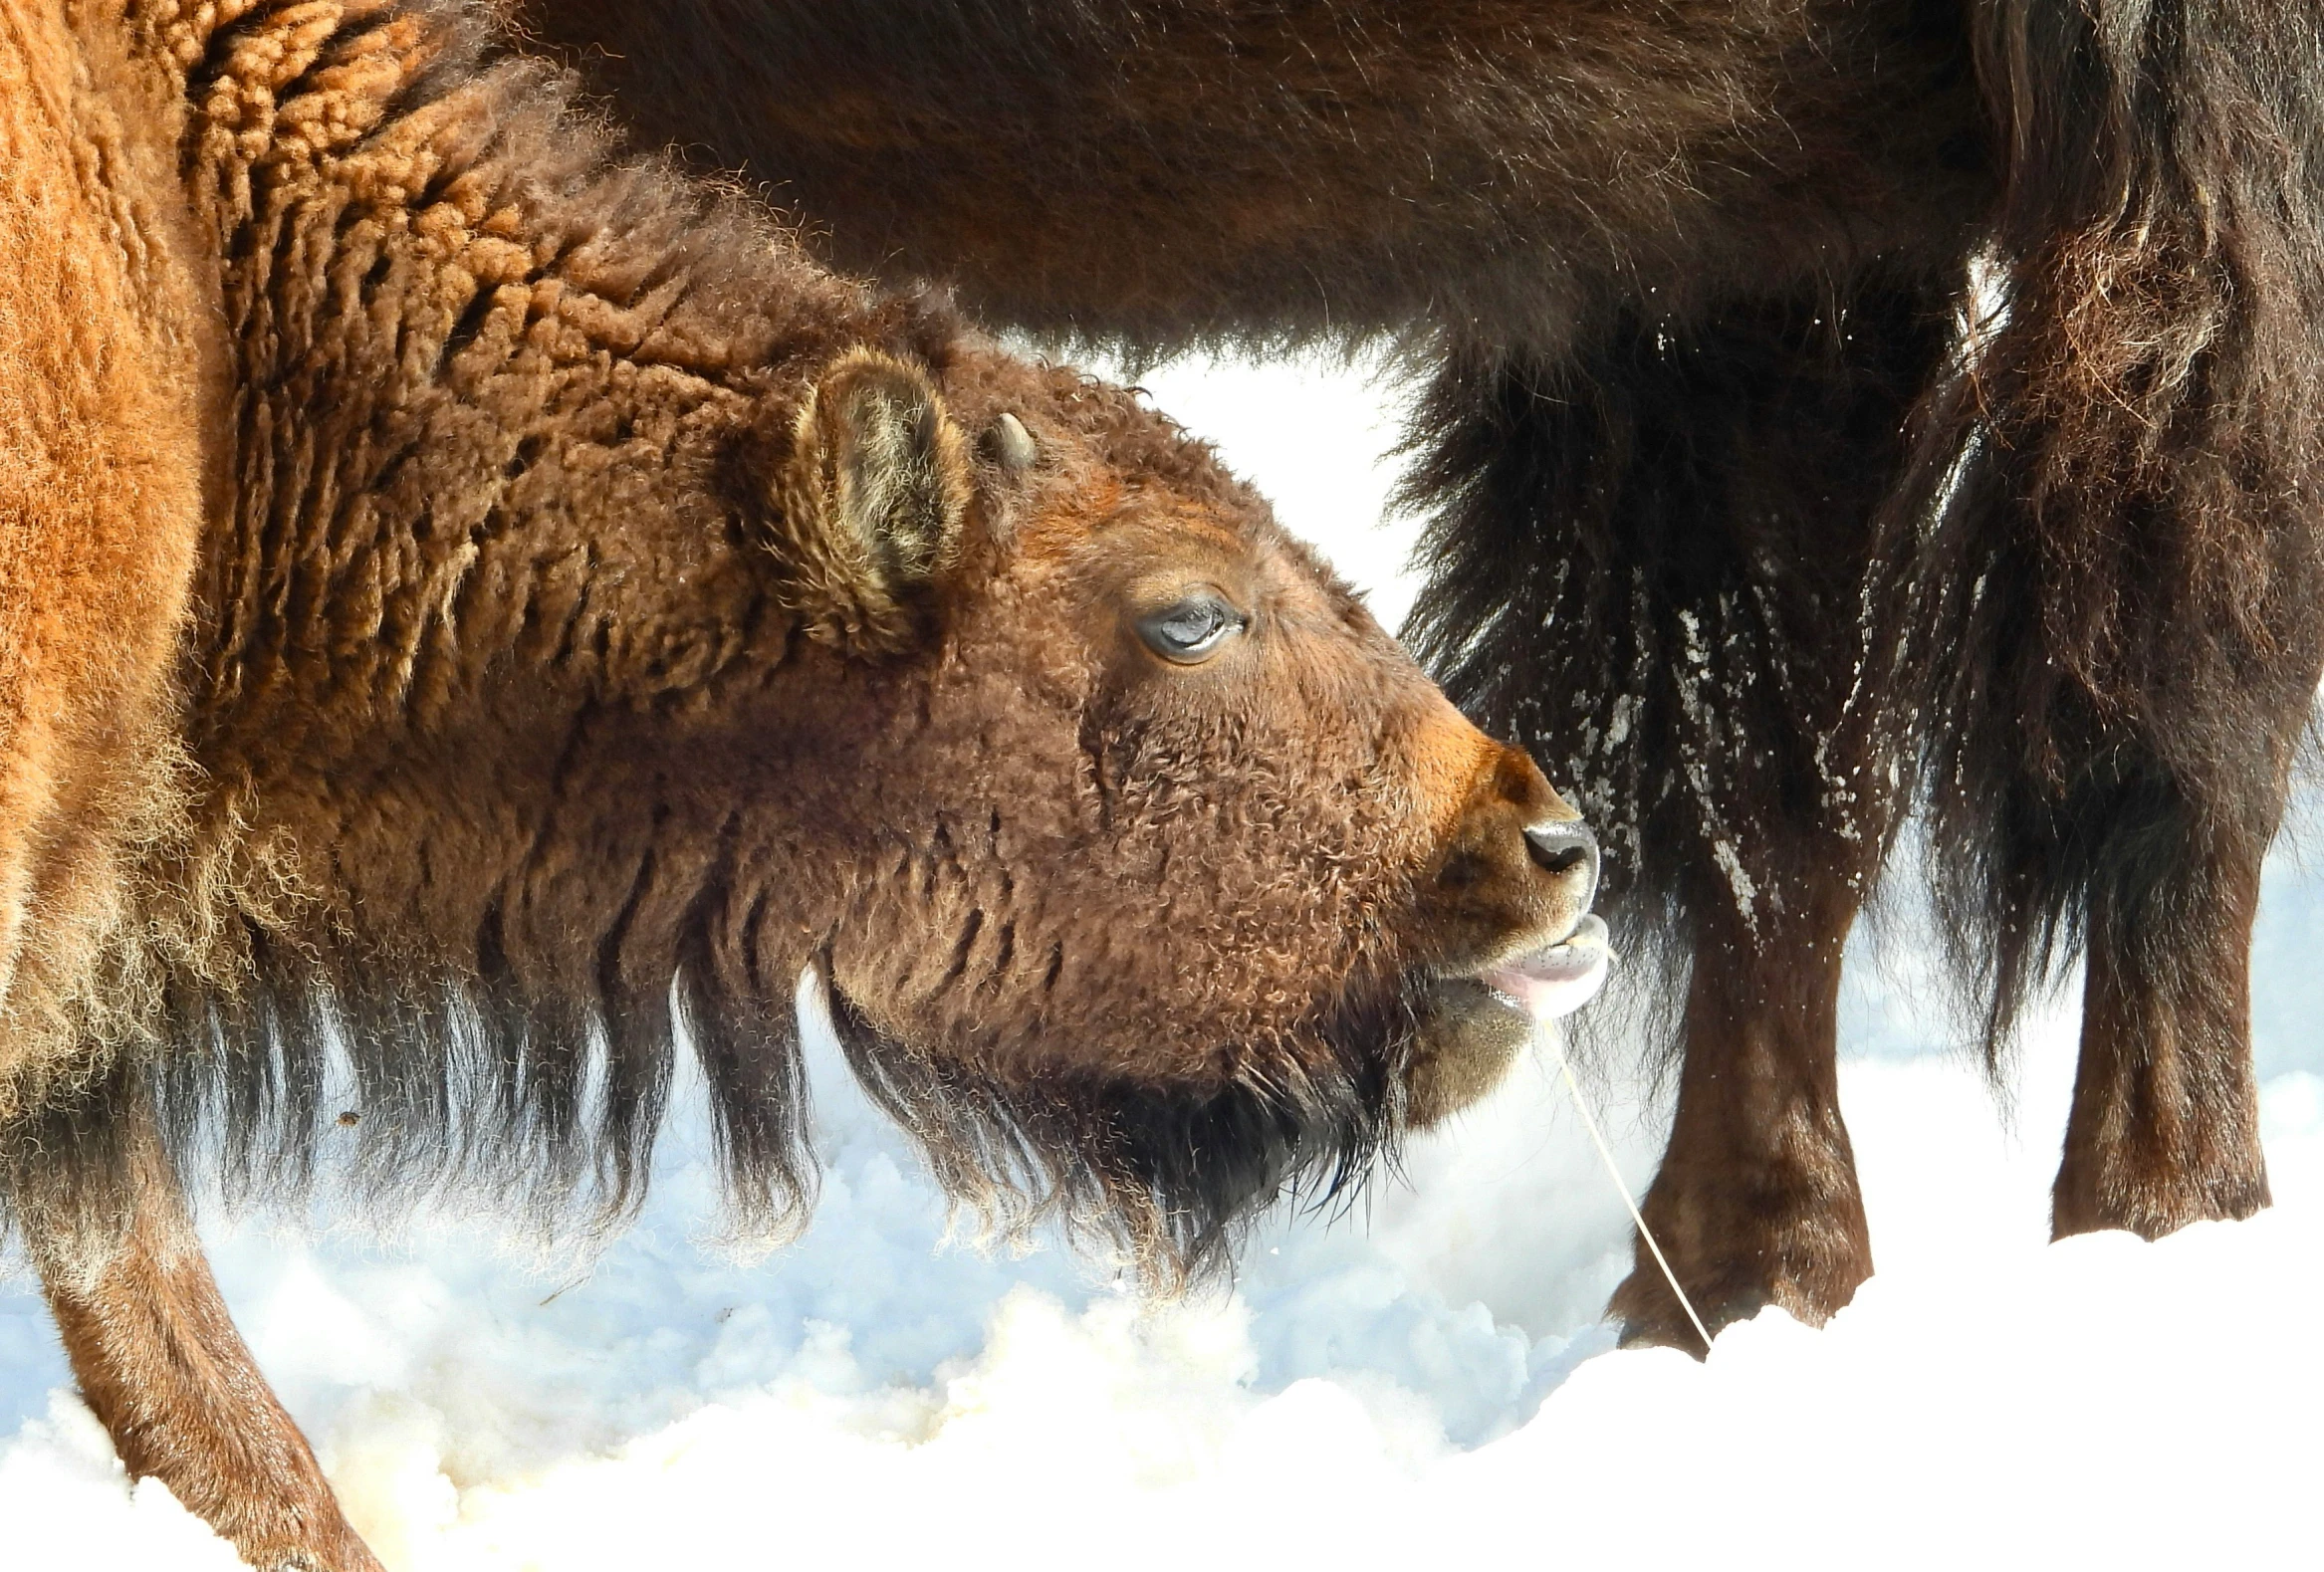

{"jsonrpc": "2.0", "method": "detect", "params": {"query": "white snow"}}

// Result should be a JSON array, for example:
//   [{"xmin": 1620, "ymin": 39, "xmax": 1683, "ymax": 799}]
[{"xmin": 6, "ymin": 350, "xmax": 2322, "ymax": 1569}]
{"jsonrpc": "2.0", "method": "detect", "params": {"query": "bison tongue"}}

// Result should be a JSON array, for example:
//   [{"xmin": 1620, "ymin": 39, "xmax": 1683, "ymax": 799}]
[{"xmin": 1480, "ymin": 915, "xmax": 1611, "ymax": 1020}]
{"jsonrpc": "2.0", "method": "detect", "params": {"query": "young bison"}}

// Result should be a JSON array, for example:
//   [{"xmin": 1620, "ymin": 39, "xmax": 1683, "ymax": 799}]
[
  {"xmin": 525, "ymin": 0, "xmax": 2324, "ymax": 1346},
  {"xmin": 0, "ymin": 2, "xmax": 1605, "ymax": 1567}
]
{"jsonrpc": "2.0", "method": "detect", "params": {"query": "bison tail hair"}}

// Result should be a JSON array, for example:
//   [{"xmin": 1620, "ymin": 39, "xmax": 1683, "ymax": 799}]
[{"xmin": 1903, "ymin": 0, "xmax": 2324, "ymax": 1059}]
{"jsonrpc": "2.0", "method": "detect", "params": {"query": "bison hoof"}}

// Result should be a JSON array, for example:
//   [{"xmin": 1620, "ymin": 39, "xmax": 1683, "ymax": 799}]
[
  {"xmin": 1606, "ymin": 1242, "xmax": 1870, "ymax": 1358},
  {"xmin": 1610, "ymin": 1281, "xmax": 1767, "ymax": 1356}
]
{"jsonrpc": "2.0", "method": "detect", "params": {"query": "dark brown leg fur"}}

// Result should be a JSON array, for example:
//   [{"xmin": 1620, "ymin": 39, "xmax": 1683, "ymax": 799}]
[
  {"xmin": 24, "ymin": 1095, "xmax": 380, "ymax": 1572},
  {"xmin": 1611, "ymin": 895, "xmax": 1870, "ymax": 1347},
  {"xmin": 1402, "ymin": 284, "xmax": 1954, "ymax": 1353},
  {"xmin": 1913, "ymin": 0, "xmax": 2324, "ymax": 1248},
  {"xmin": 2053, "ymin": 821, "xmax": 2270, "ymax": 1241}
]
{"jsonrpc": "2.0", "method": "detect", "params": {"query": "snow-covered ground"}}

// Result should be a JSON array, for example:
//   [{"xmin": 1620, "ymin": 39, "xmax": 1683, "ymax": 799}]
[{"xmin": 5, "ymin": 353, "xmax": 2321, "ymax": 1569}]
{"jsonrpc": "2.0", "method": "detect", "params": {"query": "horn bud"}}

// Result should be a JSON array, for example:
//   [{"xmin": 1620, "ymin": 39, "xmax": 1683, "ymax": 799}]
[{"xmin": 987, "ymin": 412, "xmax": 1038, "ymax": 473}]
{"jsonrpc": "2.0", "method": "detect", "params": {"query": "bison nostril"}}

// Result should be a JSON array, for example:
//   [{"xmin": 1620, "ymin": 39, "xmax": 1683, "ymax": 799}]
[
  {"xmin": 1523, "ymin": 820, "xmax": 1598, "ymax": 900},
  {"xmin": 1535, "ymin": 843, "xmax": 1585, "ymax": 874}
]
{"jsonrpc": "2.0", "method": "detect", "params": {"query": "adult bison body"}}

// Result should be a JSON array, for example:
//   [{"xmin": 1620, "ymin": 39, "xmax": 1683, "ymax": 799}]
[
  {"xmin": 0, "ymin": 2, "xmax": 1602, "ymax": 1566},
  {"xmin": 522, "ymin": 0, "xmax": 2324, "ymax": 1346}
]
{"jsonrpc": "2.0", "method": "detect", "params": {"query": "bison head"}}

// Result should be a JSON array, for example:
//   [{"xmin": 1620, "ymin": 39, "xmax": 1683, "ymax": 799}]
[
  {"xmin": 179, "ymin": 339, "xmax": 1601, "ymax": 1284},
  {"xmin": 747, "ymin": 347, "xmax": 1604, "ymax": 1273}
]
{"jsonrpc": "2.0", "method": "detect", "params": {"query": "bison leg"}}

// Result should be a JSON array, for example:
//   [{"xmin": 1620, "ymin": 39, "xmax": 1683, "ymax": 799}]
[
  {"xmin": 2050, "ymin": 780, "xmax": 2275, "ymax": 1241},
  {"xmin": 1403, "ymin": 282, "xmax": 1957, "ymax": 1348},
  {"xmin": 14, "ymin": 1081, "xmax": 381, "ymax": 1572},
  {"xmin": 1610, "ymin": 889, "xmax": 1870, "ymax": 1347},
  {"xmin": 1933, "ymin": 739, "xmax": 2298, "ymax": 1249},
  {"xmin": 1907, "ymin": 6, "xmax": 2324, "ymax": 1251}
]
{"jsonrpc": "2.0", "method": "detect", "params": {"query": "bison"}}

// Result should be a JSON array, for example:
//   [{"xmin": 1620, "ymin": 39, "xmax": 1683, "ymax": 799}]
[
  {"xmin": 523, "ymin": 0, "xmax": 2324, "ymax": 1347},
  {"xmin": 0, "ymin": 2, "xmax": 1605, "ymax": 1567}
]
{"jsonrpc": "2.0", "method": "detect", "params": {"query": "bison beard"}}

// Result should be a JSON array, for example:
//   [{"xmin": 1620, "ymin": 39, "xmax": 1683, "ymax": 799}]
[
  {"xmin": 827, "ymin": 977, "xmax": 1411, "ymax": 1283},
  {"xmin": 523, "ymin": 0, "xmax": 2324, "ymax": 1342}
]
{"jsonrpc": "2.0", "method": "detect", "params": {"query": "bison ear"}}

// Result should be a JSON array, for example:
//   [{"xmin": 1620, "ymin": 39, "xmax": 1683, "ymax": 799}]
[{"xmin": 767, "ymin": 348, "xmax": 973, "ymax": 653}]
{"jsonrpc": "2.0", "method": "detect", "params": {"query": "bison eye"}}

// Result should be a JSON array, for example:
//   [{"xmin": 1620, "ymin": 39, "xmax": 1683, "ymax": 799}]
[{"xmin": 1136, "ymin": 590, "xmax": 1247, "ymax": 664}]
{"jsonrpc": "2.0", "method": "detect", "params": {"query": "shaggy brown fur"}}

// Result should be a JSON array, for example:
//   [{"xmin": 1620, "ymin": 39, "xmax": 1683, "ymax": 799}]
[
  {"xmin": 523, "ymin": 0, "xmax": 2324, "ymax": 1345},
  {"xmin": 1, "ymin": 3, "xmax": 1598, "ymax": 1563},
  {"xmin": 0, "ymin": 1, "xmax": 219, "ymax": 1123}
]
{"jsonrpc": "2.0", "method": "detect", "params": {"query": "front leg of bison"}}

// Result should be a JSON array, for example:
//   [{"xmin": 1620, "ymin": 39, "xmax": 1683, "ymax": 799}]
[
  {"xmin": 19, "ymin": 1089, "xmax": 382, "ymax": 1572},
  {"xmin": 1603, "ymin": 897, "xmax": 1874, "ymax": 1348}
]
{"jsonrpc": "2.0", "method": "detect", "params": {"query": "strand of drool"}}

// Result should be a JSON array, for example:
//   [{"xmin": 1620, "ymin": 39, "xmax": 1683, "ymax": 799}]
[{"xmin": 1541, "ymin": 1027, "xmax": 1715, "ymax": 1354}]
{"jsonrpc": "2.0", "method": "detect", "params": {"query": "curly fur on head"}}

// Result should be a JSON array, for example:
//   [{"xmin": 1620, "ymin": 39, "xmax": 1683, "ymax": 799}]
[{"xmin": 0, "ymin": 1, "xmax": 1579, "ymax": 1296}]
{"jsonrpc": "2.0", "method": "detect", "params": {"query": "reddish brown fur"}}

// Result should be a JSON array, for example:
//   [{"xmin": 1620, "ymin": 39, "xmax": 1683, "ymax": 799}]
[
  {"xmin": 0, "ymin": 3, "xmax": 1597, "ymax": 1564},
  {"xmin": 518, "ymin": 0, "xmax": 2324, "ymax": 1349},
  {"xmin": 34, "ymin": 1084, "xmax": 378, "ymax": 1571},
  {"xmin": 0, "ymin": 2, "xmax": 220, "ymax": 1117}
]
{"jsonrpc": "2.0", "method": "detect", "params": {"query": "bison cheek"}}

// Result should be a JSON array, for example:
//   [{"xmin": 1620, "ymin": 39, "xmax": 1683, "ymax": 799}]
[{"xmin": 1401, "ymin": 979, "xmax": 1530, "ymax": 1128}]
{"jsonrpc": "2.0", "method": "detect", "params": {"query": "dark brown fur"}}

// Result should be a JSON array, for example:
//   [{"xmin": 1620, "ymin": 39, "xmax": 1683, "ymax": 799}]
[
  {"xmin": 521, "ymin": 0, "xmax": 2324, "ymax": 1344},
  {"xmin": 0, "ymin": 3, "xmax": 1599, "ymax": 1565}
]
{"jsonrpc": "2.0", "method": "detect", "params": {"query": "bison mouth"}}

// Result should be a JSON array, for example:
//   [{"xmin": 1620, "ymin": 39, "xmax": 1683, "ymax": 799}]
[
  {"xmin": 1404, "ymin": 915, "xmax": 1611, "ymax": 1127},
  {"xmin": 1473, "ymin": 914, "xmax": 1612, "ymax": 1020}
]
